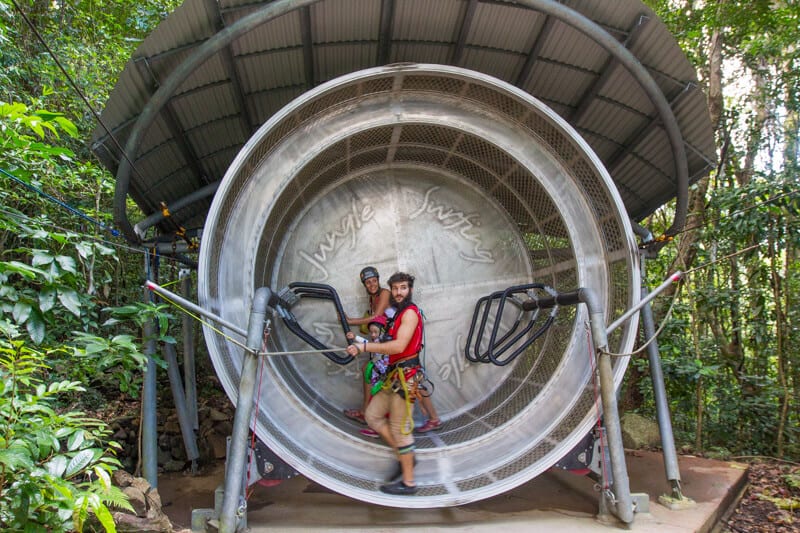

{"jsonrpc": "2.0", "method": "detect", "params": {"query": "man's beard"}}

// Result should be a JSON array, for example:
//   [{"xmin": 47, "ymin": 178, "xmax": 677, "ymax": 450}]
[{"xmin": 392, "ymin": 292, "xmax": 413, "ymax": 312}]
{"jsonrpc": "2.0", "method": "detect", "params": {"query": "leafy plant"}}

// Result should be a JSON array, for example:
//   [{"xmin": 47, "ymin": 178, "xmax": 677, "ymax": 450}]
[
  {"xmin": 101, "ymin": 301, "xmax": 177, "ymax": 345},
  {"xmin": 0, "ymin": 328, "xmax": 133, "ymax": 532},
  {"xmin": 66, "ymin": 332, "xmax": 151, "ymax": 398}
]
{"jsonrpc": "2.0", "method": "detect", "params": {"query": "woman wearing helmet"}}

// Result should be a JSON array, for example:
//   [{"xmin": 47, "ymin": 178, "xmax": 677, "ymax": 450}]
[
  {"xmin": 343, "ymin": 266, "xmax": 391, "ymax": 426},
  {"xmin": 347, "ymin": 266, "xmax": 390, "ymax": 333}
]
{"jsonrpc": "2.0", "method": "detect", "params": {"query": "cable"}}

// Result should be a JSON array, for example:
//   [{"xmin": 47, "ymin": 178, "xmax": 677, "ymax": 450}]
[
  {"xmin": 9, "ymin": 0, "xmax": 148, "ymax": 186},
  {"xmin": 602, "ymin": 243, "xmax": 761, "ymax": 359},
  {"xmin": 665, "ymin": 186, "xmax": 800, "ymax": 239},
  {"xmin": 0, "ymin": 166, "xmax": 119, "ymax": 236},
  {"xmin": 682, "ymin": 243, "xmax": 762, "ymax": 276},
  {"xmin": 152, "ymin": 284, "xmax": 350, "ymax": 357},
  {"xmin": 0, "ymin": 206, "xmax": 192, "ymax": 267},
  {"xmin": 601, "ymin": 281, "xmax": 682, "ymax": 358}
]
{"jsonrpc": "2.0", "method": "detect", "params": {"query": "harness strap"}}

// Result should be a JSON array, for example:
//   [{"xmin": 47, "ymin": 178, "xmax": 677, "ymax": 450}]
[
  {"xmin": 397, "ymin": 443, "xmax": 415, "ymax": 455},
  {"xmin": 381, "ymin": 363, "xmax": 424, "ymax": 435}
]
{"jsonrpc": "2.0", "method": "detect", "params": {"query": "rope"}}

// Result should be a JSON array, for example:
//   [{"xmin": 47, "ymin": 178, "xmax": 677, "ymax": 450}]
[
  {"xmin": 0, "ymin": 206, "xmax": 135, "ymax": 255},
  {"xmin": 682, "ymin": 244, "xmax": 762, "ymax": 276},
  {"xmin": 601, "ymin": 281, "xmax": 683, "ymax": 358},
  {"xmin": 669, "ymin": 188, "xmax": 800, "ymax": 238},
  {"xmin": 0, "ymin": 167, "xmax": 119, "ymax": 236},
  {"xmin": 587, "ymin": 324, "xmax": 610, "ymax": 489},
  {"xmin": 602, "ymin": 243, "xmax": 762, "ymax": 359},
  {"xmin": 152, "ymin": 283, "xmax": 350, "ymax": 357},
  {"xmin": 246, "ymin": 327, "xmax": 270, "ymax": 499},
  {"xmin": 380, "ymin": 367, "xmax": 416, "ymax": 436}
]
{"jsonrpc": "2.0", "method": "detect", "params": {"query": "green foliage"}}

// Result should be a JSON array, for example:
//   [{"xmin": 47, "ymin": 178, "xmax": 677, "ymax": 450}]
[
  {"xmin": 0, "ymin": 330, "xmax": 133, "ymax": 532},
  {"xmin": 102, "ymin": 301, "xmax": 177, "ymax": 344},
  {"xmin": 0, "ymin": 100, "xmax": 122, "ymax": 345}
]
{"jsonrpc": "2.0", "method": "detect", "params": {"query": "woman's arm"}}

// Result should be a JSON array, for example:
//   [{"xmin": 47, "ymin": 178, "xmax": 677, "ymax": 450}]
[{"xmin": 346, "ymin": 289, "xmax": 390, "ymax": 325}]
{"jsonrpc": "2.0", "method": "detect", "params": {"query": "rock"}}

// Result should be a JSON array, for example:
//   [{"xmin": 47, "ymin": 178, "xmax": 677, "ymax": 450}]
[
  {"xmin": 171, "ymin": 444, "xmax": 187, "ymax": 462},
  {"xmin": 197, "ymin": 435, "xmax": 216, "ymax": 464},
  {"xmin": 130, "ymin": 476, "xmax": 152, "ymax": 495},
  {"xmin": 209, "ymin": 408, "xmax": 229, "ymax": 421},
  {"xmin": 620, "ymin": 412, "xmax": 661, "ymax": 449},
  {"xmin": 158, "ymin": 447, "xmax": 172, "ymax": 465},
  {"xmin": 145, "ymin": 486, "xmax": 163, "ymax": 514},
  {"xmin": 163, "ymin": 459, "xmax": 187, "ymax": 473},
  {"xmin": 113, "ymin": 510, "xmax": 173, "ymax": 533},
  {"xmin": 112, "ymin": 469, "xmax": 135, "ymax": 488},
  {"xmin": 208, "ymin": 433, "xmax": 228, "ymax": 459},
  {"xmin": 214, "ymin": 420, "xmax": 233, "ymax": 437},
  {"xmin": 164, "ymin": 418, "xmax": 181, "ymax": 434},
  {"xmin": 122, "ymin": 486, "xmax": 148, "ymax": 517}
]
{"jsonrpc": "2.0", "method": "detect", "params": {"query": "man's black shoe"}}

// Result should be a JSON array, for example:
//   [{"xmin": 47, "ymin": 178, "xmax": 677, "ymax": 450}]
[
  {"xmin": 380, "ymin": 480, "xmax": 418, "ymax": 495},
  {"xmin": 388, "ymin": 457, "xmax": 418, "ymax": 482}
]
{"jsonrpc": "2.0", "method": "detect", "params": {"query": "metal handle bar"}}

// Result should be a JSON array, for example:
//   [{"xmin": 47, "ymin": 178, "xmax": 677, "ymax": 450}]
[
  {"xmin": 277, "ymin": 282, "xmax": 354, "ymax": 365},
  {"xmin": 464, "ymin": 283, "xmax": 558, "ymax": 366}
]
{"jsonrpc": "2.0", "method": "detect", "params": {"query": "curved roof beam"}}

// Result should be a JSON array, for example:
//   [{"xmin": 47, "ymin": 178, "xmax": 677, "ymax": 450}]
[{"xmin": 113, "ymin": 0, "xmax": 689, "ymax": 245}]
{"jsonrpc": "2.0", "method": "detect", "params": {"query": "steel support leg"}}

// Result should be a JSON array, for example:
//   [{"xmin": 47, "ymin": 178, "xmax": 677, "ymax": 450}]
[
  {"xmin": 640, "ymin": 257, "xmax": 694, "ymax": 507},
  {"xmin": 141, "ymin": 260, "xmax": 159, "ymax": 487},
  {"xmin": 579, "ymin": 288, "xmax": 635, "ymax": 524},
  {"xmin": 181, "ymin": 270, "xmax": 199, "ymax": 432},
  {"xmin": 163, "ymin": 343, "xmax": 200, "ymax": 463},
  {"xmin": 218, "ymin": 288, "xmax": 273, "ymax": 533}
]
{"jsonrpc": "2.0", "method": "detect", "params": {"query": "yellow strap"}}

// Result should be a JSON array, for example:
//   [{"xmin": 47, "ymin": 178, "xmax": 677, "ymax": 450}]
[{"xmin": 382, "ymin": 367, "xmax": 416, "ymax": 435}]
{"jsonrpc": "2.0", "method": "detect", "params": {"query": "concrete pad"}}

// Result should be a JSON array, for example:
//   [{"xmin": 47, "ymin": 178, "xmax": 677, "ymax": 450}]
[{"xmin": 158, "ymin": 450, "xmax": 748, "ymax": 532}]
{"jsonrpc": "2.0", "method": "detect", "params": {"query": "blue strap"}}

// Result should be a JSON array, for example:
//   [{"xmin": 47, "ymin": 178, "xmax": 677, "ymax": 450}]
[{"xmin": 0, "ymin": 166, "xmax": 120, "ymax": 236}]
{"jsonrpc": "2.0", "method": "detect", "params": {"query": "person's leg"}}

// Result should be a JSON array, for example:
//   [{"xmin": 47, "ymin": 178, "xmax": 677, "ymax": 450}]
[
  {"xmin": 389, "ymin": 392, "xmax": 415, "ymax": 484},
  {"xmin": 415, "ymin": 394, "xmax": 441, "ymax": 433},
  {"xmin": 365, "ymin": 390, "xmax": 395, "ymax": 447},
  {"xmin": 420, "ymin": 395, "xmax": 439, "ymax": 422},
  {"xmin": 362, "ymin": 378, "xmax": 371, "ymax": 413},
  {"xmin": 398, "ymin": 448, "xmax": 415, "ymax": 485}
]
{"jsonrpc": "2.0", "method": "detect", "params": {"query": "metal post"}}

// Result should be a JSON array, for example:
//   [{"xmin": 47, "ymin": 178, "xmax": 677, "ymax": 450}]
[
  {"xmin": 579, "ymin": 288, "xmax": 634, "ymax": 524},
  {"xmin": 141, "ymin": 257, "xmax": 159, "ymax": 487},
  {"xmin": 218, "ymin": 288, "xmax": 273, "ymax": 533},
  {"xmin": 640, "ymin": 256, "xmax": 685, "ymax": 500},
  {"xmin": 145, "ymin": 280, "xmax": 247, "ymax": 337},
  {"xmin": 181, "ymin": 270, "xmax": 199, "ymax": 431},
  {"xmin": 521, "ymin": 288, "xmax": 640, "ymax": 523},
  {"xmin": 163, "ymin": 343, "xmax": 200, "ymax": 463}
]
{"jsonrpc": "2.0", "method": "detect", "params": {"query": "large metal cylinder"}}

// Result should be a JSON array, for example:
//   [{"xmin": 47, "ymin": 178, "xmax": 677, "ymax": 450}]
[{"xmin": 198, "ymin": 63, "xmax": 639, "ymax": 507}]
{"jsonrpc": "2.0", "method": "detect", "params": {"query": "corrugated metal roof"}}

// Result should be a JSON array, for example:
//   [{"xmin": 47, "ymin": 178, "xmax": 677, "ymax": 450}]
[{"xmin": 92, "ymin": 0, "xmax": 716, "ymax": 244}]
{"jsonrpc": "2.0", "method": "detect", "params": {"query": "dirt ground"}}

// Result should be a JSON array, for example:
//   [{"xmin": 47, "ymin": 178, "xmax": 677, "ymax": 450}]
[{"xmin": 718, "ymin": 460, "xmax": 800, "ymax": 532}]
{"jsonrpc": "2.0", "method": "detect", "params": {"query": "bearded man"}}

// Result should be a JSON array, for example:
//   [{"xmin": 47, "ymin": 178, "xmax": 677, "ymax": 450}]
[{"xmin": 345, "ymin": 272, "xmax": 423, "ymax": 495}]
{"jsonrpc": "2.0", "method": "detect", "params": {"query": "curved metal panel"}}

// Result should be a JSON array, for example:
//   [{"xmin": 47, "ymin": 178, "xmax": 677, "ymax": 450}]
[{"xmin": 198, "ymin": 64, "xmax": 640, "ymax": 507}]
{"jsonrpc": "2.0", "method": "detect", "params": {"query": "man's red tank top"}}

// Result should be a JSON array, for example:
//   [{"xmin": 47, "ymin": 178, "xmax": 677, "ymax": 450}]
[{"xmin": 387, "ymin": 304, "xmax": 423, "ymax": 364}]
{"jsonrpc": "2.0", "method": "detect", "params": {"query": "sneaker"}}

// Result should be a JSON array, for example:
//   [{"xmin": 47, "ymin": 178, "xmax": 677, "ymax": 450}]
[
  {"xmin": 415, "ymin": 419, "xmax": 441, "ymax": 433},
  {"xmin": 380, "ymin": 480, "xmax": 418, "ymax": 495},
  {"xmin": 359, "ymin": 428, "xmax": 379, "ymax": 438}
]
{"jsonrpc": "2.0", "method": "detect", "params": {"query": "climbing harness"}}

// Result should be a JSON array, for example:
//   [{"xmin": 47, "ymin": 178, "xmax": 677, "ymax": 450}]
[{"xmin": 379, "ymin": 357, "xmax": 424, "ymax": 435}]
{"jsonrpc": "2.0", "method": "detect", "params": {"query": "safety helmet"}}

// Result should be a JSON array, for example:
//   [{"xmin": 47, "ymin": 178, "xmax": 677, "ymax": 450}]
[{"xmin": 360, "ymin": 266, "xmax": 379, "ymax": 284}]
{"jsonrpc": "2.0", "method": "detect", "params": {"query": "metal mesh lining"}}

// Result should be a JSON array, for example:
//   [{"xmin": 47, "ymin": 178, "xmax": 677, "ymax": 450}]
[{"xmin": 201, "ymin": 65, "xmax": 637, "ymax": 506}]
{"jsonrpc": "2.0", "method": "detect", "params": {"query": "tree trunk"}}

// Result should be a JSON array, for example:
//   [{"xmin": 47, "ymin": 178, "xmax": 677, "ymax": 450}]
[
  {"xmin": 769, "ymin": 231, "xmax": 788, "ymax": 456},
  {"xmin": 669, "ymin": 22, "xmax": 724, "ymax": 276},
  {"xmin": 690, "ymin": 286, "xmax": 704, "ymax": 451}
]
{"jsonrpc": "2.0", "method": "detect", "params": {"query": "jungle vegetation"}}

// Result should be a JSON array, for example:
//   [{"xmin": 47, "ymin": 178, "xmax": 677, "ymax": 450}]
[{"xmin": 0, "ymin": 0, "xmax": 798, "ymax": 529}]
